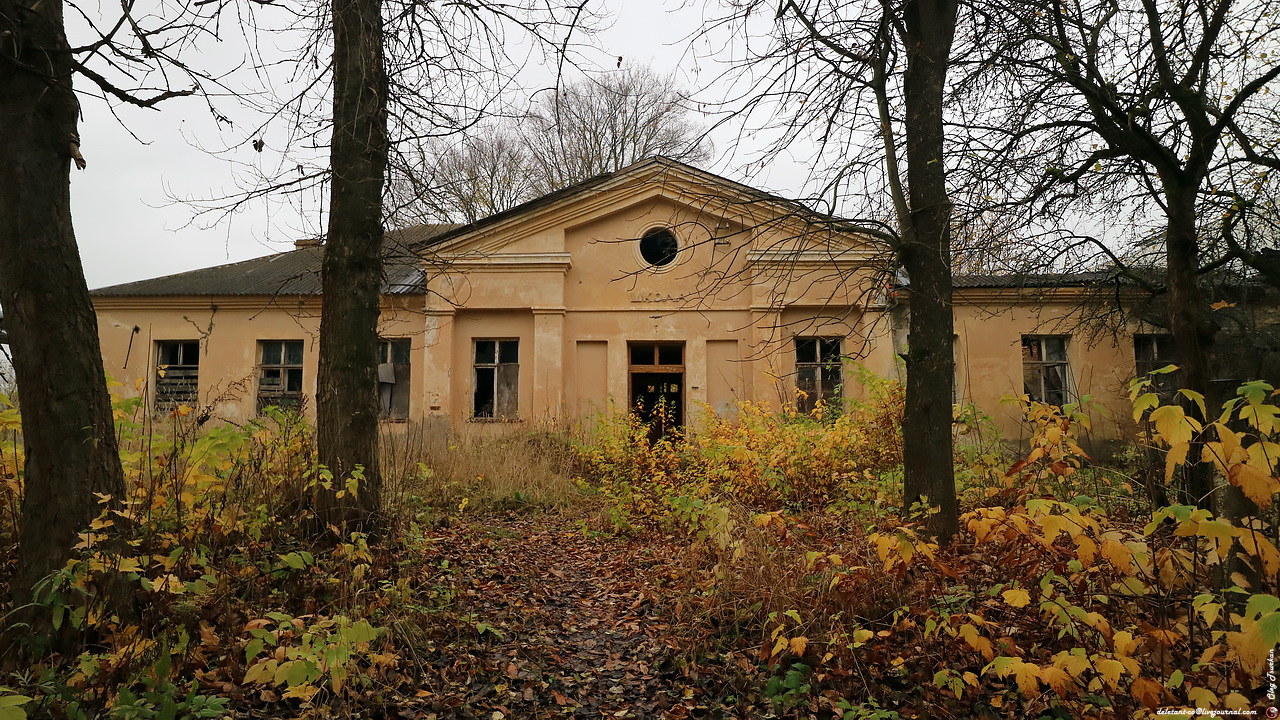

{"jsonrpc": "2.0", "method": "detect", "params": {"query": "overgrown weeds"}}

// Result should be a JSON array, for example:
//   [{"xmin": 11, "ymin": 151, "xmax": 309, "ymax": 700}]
[
  {"xmin": 383, "ymin": 422, "xmax": 587, "ymax": 519},
  {"xmin": 0, "ymin": 387, "xmax": 588, "ymax": 718},
  {"xmin": 1, "ymin": 366, "xmax": 1275, "ymax": 718},
  {"xmin": 575, "ymin": 379, "xmax": 1280, "ymax": 717}
]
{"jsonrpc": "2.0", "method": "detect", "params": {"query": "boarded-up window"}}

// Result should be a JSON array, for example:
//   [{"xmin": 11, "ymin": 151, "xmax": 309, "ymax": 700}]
[
  {"xmin": 1022, "ymin": 335, "xmax": 1071, "ymax": 406},
  {"xmin": 258, "ymin": 340, "xmax": 304, "ymax": 413},
  {"xmin": 796, "ymin": 337, "xmax": 842, "ymax": 413},
  {"xmin": 378, "ymin": 338, "xmax": 411, "ymax": 421},
  {"xmin": 155, "ymin": 340, "xmax": 199, "ymax": 410},
  {"xmin": 473, "ymin": 339, "xmax": 518, "ymax": 419}
]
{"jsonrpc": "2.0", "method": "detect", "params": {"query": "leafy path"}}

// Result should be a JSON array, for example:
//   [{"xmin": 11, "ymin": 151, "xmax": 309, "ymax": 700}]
[{"xmin": 410, "ymin": 513, "xmax": 730, "ymax": 719}]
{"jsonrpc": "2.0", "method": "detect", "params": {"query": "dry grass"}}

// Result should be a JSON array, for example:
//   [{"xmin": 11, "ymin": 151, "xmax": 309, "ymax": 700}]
[{"xmin": 381, "ymin": 422, "xmax": 589, "ymax": 515}]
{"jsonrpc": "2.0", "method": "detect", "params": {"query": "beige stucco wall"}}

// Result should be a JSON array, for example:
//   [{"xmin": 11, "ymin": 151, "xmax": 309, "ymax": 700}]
[
  {"xmin": 93, "ymin": 185, "xmax": 893, "ymax": 432},
  {"xmin": 954, "ymin": 289, "xmax": 1151, "ymax": 448},
  {"xmin": 95, "ymin": 295, "xmax": 428, "ymax": 425},
  {"xmin": 91, "ymin": 168, "xmax": 1161, "ymax": 447}
]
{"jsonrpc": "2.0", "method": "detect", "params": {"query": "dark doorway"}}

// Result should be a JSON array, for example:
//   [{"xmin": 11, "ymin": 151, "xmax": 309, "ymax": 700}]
[{"xmin": 628, "ymin": 342, "xmax": 684, "ymax": 439}]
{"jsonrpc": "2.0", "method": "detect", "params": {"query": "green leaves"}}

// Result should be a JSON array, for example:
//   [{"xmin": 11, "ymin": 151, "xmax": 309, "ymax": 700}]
[{"xmin": 0, "ymin": 693, "xmax": 31, "ymax": 720}]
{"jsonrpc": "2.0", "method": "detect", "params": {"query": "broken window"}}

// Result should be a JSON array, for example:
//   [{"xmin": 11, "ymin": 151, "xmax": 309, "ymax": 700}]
[
  {"xmin": 155, "ymin": 340, "xmax": 199, "ymax": 410},
  {"xmin": 473, "ymin": 339, "xmax": 518, "ymax": 419},
  {"xmin": 795, "ymin": 337, "xmax": 842, "ymax": 413},
  {"xmin": 1022, "ymin": 335, "xmax": 1071, "ymax": 406},
  {"xmin": 257, "ymin": 340, "xmax": 304, "ymax": 413},
  {"xmin": 1134, "ymin": 334, "xmax": 1178, "ymax": 396},
  {"xmin": 629, "ymin": 341, "xmax": 684, "ymax": 368},
  {"xmin": 378, "ymin": 338, "xmax": 411, "ymax": 421}
]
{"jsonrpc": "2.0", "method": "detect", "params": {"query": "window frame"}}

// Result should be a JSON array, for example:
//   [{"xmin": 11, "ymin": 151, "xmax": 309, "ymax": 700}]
[
  {"xmin": 256, "ymin": 339, "xmax": 305, "ymax": 413},
  {"xmin": 1134, "ymin": 334, "xmax": 1178, "ymax": 395},
  {"xmin": 795, "ymin": 336, "xmax": 843, "ymax": 414},
  {"xmin": 472, "ymin": 338, "xmax": 519, "ymax": 420},
  {"xmin": 154, "ymin": 340, "xmax": 200, "ymax": 410},
  {"xmin": 1021, "ymin": 335, "xmax": 1072, "ymax": 406},
  {"xmin": 377, "ymin": 338, "xmax": 412, "ymax": 421},
  {"xmin": 637, "ymin": 226, "xmax": 680, "ymax": 270}
]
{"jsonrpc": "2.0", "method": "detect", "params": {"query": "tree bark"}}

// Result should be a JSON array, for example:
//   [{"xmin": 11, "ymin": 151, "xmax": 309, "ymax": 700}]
[
  {"xmin": 314, "ymin": 0, "xmax": 387, "ymax": 533},
  {"xmin": 1163, "ymin": 180, "xmax": 1216, "ymax": 506},
  {"xmin": 899, "ymin": 0, "xmax": 960, "ymax": 542},
  {"xmin": 0, "ymin": 0, "xmax": 127, "ymax": 601}
]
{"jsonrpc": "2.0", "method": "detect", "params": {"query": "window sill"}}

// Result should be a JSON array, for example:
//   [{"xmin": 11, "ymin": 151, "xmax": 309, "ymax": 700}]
[{"xmin": 467, "ymin": 417, "xmax": 524, "ymax": 424}]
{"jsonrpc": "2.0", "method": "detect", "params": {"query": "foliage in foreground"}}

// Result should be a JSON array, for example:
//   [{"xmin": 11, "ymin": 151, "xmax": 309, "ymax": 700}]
[
  {"xmin": 0, "ymin": 390, "xmax": 496, "ymax": 718},
  {"xmin": 580, "ymin": 375, "xmax": 907, "ymax": 532},
  {"xmin": 576, "ymin": 381, "xmax": 1279, "ymax": 717}
]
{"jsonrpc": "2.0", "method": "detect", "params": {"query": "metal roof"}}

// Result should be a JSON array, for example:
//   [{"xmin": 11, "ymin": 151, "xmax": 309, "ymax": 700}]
[{"xmin": 91, "ymin": 224, "xmax": 459, "ymax": 297}]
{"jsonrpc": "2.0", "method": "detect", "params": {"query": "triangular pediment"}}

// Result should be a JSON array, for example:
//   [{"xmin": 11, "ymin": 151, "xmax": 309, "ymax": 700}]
[{"xmin": 425, "ymin": 157, "xmax": 883, "ymax": 262}]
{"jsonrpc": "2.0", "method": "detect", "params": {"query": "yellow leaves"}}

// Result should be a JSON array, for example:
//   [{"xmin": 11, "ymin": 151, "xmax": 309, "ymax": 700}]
[
  {"xmin": 964, "ymin": 507, "xmax": 1007, "ymax": 544},
  {"xmin": 152, "ymin": 574, "xmax": 186, "ymax": 594},
  {"xmin": 770, "ymin": 635, "xmax": 787, "ymax": 658},
  {"xmin": 1038, "ymin": 665, "xmax": 1073, "ymax": 695},
  {"xmin": 1197, "ymin": 519, "xmax": 1237, "ymax": 558},
  {"xmin": 984, "ymin": 657, "xmax": 1042, "ymax": 697},
  {"xmin": 1223, "ymin": 692, "xmax": 1253, "ymax": 711},
  {"xmin": 1038, "ymin": 513, "xmax": 1074, "ymax": 547},
  {"xmin": 1202, "ymin": 423, "xmax": 1247, "ymax": 474},
  {"xmin": 1237, "ymin": 529, "xmax": 1280, "ymax": 576},
  {"xmin": 1149, "ymin": 405, "xmax": 1201, "ymax": 447},
  {"xmin": 1164, "ymin": 441, "xmax": 1189, "ymax": 483},
  {"xmin": 1248, "ymin": 441, "xmax": 1280, "ymax": 470},
  {"xmin": 1011, "ymin": 661, "xmax": 1041, "ymax": 696},
  {"xmin": 1101, "ymin": 538, "xmax": 1136, "ymax": 575},
  {"xmin": 1188, "ymin": 686, "xmax": 1218, "ymax": 709},
  {"xmin": 1228, "ymin": 463, "xmax": 1280, "ymax": 509},
  {"xmin": 1193, "ymin": 593, "xmax": 1223, "ymax": 628},
  {"xmin": 1001, "ymin": 588, "xmax": 1031, "ymax": 609},
  {"xmin": 1129, "ymin": 677, "xmax": 1163, "ymax": 709},
  {"xmin": 788, "ymin": 635, "xmax": 808, "ymax": 657},
  {"xmin": 1045, "ymin": 425, "xmax": 1063, "ymax": 446},
  {"xmin": 1074, "ymin": 535, "xmax": 1097, "ymax": 568},
  {"xmin": 1081, "ymin": 611, "xmax": 1112, "ymax": 637},
  {"xmin": 959, "ymin": 623, "xmax": 994, "ymax": 660},
  {"xmin": 869, "ymin": 529, "xmax": 937, "ymax": 572},
  {"xmin": 1052, "ymin": 649, "xmax": 1090, "ymax": 677},
  {"xmin": 753, "ymin": 511, "xmax": 785, "ymax": 529},
  {"xmin": 1111, "ymin": 630, "xmax": 1138, "ymax": 656},
  {"xmin": 1131, "ymin": 391, "xmax": 1160, "ymax": 421},
  {"xmin": 1093, "ymin": 657, "xmax": 1126, "ymax": 690},
  {"xmin": 768, "ymin": 634, "xmax": 810, "ymax": 659},
  {"xmin": 282, "ymin": 684, "xmax": 320, "ymax": 702},
  {"xmin": 1240, "ymin": 399, "xmax": 1280, "ymax": 435},
  {"xmin": 1227, "ymin": 594, "xmax": 1280, "ymax": 675}
]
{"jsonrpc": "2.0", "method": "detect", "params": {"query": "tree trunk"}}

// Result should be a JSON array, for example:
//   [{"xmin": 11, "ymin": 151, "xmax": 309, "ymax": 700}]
[
  {"xmin": 0, "ymin": 0, "xmax": 127, "ymax": 602},
  {"xmin": 899, "ymin": 0, "xmax": 960, "ymax": 542},
  {"xmin": 314, "ymin": 0, "xmax": 387, "ymax": 533},
  {"xmin": 1163, "ymin": 181, "xmax": 1215, "ymax": 507}
]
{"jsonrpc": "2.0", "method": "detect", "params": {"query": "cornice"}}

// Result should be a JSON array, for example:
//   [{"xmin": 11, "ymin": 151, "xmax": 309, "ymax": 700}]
[
  {"xmin": 745, "ymin": 248, "xmax": 884, "ymax": 269},
  {"xmin": 433, "ymin": 253, "xmax": 573, "ymax": 274}
]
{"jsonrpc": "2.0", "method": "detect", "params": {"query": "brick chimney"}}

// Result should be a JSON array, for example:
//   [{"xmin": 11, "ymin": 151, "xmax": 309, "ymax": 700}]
[{"xmin": 294, "ymin": 236, "xmax": 324, "ymax": 249}]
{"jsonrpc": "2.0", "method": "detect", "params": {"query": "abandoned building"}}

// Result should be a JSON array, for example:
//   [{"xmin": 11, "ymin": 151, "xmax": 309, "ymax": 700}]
[{"xmin": 92, "ymin": 157, "xmax": 1202, "ymax": 443}]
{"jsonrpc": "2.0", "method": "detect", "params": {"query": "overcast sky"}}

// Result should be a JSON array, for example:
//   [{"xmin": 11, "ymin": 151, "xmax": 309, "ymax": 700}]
[{"xmin": 70, "ymin": 0, "xmax": 812, "ymax": 290}]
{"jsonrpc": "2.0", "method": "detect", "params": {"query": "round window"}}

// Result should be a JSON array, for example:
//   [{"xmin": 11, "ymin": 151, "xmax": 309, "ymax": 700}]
[{"xmin": 639, "ymin": 227, "xmax": 679, "ymax": 268}]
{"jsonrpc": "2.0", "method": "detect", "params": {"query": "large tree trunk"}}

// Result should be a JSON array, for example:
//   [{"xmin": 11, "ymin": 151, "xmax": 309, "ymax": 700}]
[
  {"xmin": 314, "ymin": 0, "xmax": 387, "ymax": 532},
  {"xmin": 1164, "ymin": 181, "xmax": 1215, "ymax": 507},
  {"xmin": 0, "ymin": 0, "xmax": 127, "ymax": 601},
  {"xmin": 899, "ymin": 0, "xmax": 960, "ymax": 542}
]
